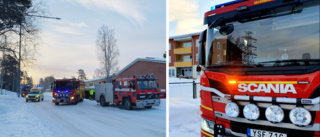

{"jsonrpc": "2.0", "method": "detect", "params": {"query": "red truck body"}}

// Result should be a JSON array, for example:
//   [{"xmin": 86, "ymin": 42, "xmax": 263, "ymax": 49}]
[{"xmin": 198, "ymin": 0, "xmax": 320, "ymax": 137}]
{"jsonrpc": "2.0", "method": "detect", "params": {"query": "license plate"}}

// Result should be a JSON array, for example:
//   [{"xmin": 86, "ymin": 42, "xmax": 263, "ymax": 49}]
[{"xmin": 247, "ymin": 128, "xmax": 287, "ymax": 137}]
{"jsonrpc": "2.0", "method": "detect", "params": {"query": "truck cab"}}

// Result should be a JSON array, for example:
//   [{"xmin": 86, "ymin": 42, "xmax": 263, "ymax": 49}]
[
  {"xmin": 21, "ymin": 85, "xmax": 31, "ymax": 97},
  {"xmin": 52, "ymin": 79, "xmax": 85, "ymax": 105},
  {"xmin": 198, "ymin": 0, "xmax": 320, "ymax": 137}
]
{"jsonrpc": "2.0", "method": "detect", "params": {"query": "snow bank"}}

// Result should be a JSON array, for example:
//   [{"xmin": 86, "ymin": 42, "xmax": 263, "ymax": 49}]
[
  {"xmin": 0, "ymin": 91, "xmax": 166, "ymax": 137},
  {"xmin": 169, "ymin": 78, "xmax": 201, "ymax": 137}
]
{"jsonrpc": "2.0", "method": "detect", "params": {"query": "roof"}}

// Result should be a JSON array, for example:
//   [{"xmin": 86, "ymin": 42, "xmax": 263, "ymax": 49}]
[
  {"xmin": 169, "ymin": 32, "xmax": 202, "ymax": 41},
  {"xmin": 84, "ymin": 76, "xmax": 107, "ymax": 83},
  {"xmin": 115, "ymin": 57, "xmax": 166, "ymax": 76}
]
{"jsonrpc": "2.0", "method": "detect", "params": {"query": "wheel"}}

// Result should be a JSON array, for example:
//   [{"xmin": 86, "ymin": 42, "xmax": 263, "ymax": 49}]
[
  {"xmin": 26, "ymin": 100, "xmax": 28, "ymax": 102},
  {"xmin": 38, "ymin": 98, "xmax": 40, "ymax": 102},
  {"xmin": 124, "ymin": 98, "xmax": 132, "ymax": 110},
  {"xmin": 73, "ymin": 96, "xmax": 78, "ymax": 105},
  {"xmin": 100, "ymin": 96, "xmax": 106, "ymax": 107},
  {"xmin": 55, "ymin": 102, "xmax": 59, "ymax": 105},
  {"xmin": 144, "ymin": 106, "xmax": 152, "ymax": 109},
  {"xmin": 42, "ymin": 98, "xmax": 44, "ymax": 101}
]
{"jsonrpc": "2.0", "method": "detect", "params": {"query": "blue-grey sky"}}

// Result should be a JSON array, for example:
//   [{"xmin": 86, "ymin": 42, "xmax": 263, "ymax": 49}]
[
  {"xmin": 29, "ymin": 0, "xmax": 166, "ymax": 83},
  {"xmin": 169, "ymin": 0, "xmax": 233, "ymax": 36}
]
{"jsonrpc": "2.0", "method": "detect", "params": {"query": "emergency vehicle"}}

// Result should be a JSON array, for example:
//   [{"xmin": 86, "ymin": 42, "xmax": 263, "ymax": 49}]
[
  {"xmin": 52, "ymin": 79, "xmax": 85, "ymax": 105},
  {"xmin": 95, "ymin": 74, "xmax": 161, "ymax": 110},
  {"xmin": 21, "ymin": 85, "xmax": 31, "ymax": 97},
  {"xmin": 197, "ymin": 0, "xmax": 320, "ymax": 137}
]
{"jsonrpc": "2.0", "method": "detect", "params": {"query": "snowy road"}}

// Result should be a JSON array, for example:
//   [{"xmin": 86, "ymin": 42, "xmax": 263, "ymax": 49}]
[
  {"xmin": 169, "ymin": 78, "xmax": 201, "ymax": 137},
  {"xmin": 0, "ymin": 90, "xmax": 166, "ymax": 137}
]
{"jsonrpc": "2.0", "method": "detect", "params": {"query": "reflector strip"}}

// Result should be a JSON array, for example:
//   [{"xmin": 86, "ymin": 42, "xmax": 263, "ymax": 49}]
[
  {"xmin": 201, "ymin": 104, "xmax": 213, "ymax": 111},
  {"xmin": 238, "ymin": 81, "xmax": 297, "ymax": 84},
  {"xmin": 201, "ymin": 130, "xmax": 214, "ymax": 137}
]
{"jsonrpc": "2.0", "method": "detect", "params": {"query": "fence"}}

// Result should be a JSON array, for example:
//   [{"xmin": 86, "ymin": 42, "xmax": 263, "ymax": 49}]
[{"xmin": 169, "ymin": 81, "xmax": 200, "ymax": 99}]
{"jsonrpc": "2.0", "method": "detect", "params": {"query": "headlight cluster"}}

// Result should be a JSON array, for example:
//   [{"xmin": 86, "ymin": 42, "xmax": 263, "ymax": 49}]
[
  {"xmin": 225, "ymin": 103, "xmax": 312, "ymax": 126},
  {"xmin": 201, "ymin": 118, "xmax": 215, "ymax": 135}
]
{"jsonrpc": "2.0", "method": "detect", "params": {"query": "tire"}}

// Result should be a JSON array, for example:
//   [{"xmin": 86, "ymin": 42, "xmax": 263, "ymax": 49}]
[
  {"xmin": 55, "ymin": 102, "xmax": 59, "ymax": 105},
  {"xmin": 73, "ymin": 96, "xmax": 78, "ymax": 105},
  {"xmin": 144, "ymin": 106, "xmax": 152, "ymax": 109},
  {"xmin": 42, "ymin": 98, "xmax": 44, "ymax": 101},
  {"xmin": 100, "ymin": 96, "xmax": 106, "ymax": 107},
  {"xmin": 124, "ymin": 98, "xmax": 132, "ymax": 110},
  {"xmin": 26, "ymin": 100, "xmax": 28, "ymax": 102},
  {"xmin": 38, "ymin": 98, "xmax": 40, "ymax": 102}
]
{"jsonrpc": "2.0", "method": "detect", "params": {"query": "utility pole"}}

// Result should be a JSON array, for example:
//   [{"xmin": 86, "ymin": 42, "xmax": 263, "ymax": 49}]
[
  {"xmin": 16, "ymin": 15, "xmax": 61, "ymax": 98},
  {"xmin": 1, "ymin": 36, "xmax": 7, "ymax": 95}
]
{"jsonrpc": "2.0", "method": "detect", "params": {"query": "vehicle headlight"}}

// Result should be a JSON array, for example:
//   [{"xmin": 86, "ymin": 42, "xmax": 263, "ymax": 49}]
[
  {"xmin": 265, "ymin": 105, "xmax": 284, "ymax": 123},
  {"xmin": 289, "ymin": 107, "xmax": 311, "ymax": 126},
  {"xmin": 36, "ymin": 95, "xmax": 39, "ymax": 97},
  {"xmin": 225, "ymin": 102, "xmax": 240, "ymax": 118},
  {"xmin": 243, "ymin": 104, "xmax": 260, "ymax": 120},
  {"xmin": 70, "ymin": 96, "xmax": 74, "ymax": 100},
  {"xmin": 201, "ymin": 118, "xmax": 215, "ymax": 135}
]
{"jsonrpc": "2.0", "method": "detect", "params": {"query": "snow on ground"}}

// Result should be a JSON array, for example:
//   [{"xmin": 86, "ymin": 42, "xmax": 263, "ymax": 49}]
[
  {"xmin": 0, "ymin": 90, "xmax": 166, "ymax": 137},
  {"xmin": 169, "ymin": 78, "xmax": 201, "ymax": 137}
]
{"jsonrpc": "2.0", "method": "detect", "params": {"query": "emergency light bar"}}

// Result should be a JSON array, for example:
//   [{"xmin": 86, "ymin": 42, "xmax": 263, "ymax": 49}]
[{"xmin": 211, "ymin": 0, "xmax": 248, "ymax": 10}]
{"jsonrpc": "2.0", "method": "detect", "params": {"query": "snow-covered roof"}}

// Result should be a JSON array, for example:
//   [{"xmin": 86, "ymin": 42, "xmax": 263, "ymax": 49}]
[
  {"xmin": 115, "ymin": 57, "xmax": 166, "ymax": 76},
  {"xmin": 84, "ymin": 76, "xmax": 107, "ymax": 83},
  {"xmin": 169, "ymin": 32, "xmax": 201, "ymax": 41}
]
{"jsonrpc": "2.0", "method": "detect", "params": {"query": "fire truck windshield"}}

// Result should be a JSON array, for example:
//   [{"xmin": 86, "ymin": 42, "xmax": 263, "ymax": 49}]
[
  {"xmin": 206, "ymin": 4, "xmax": 320, "ymax": 68},
  {"xmin": 53, "ymin": 81, "xmax": 77, "ymax": 90},
  {"xmin": 137, "ymin": 79, "xmax": 158, "ymax": 90}
]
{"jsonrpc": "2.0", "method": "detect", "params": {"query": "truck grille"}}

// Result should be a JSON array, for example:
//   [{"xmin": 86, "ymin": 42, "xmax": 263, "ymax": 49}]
[
  {"xmin": 28, "ymin": 96, "xmax": 34, "ymax": 99},
  {"xmin": 230, "ymin": 121, "xmax": 315, "ymax": 137},
  {"xmin": 137, "ymin": 94, "xmax": 159, "ymax": 100}
]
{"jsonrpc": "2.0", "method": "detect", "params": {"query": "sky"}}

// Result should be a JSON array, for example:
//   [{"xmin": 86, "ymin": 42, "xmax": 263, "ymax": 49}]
[
  {"xmin": 28, "ymin": 0, "xmax": 166, "ymax": 84},
  {"xmin": 169, "ymin": 0, "xmax": 233, "ymax": 36}
]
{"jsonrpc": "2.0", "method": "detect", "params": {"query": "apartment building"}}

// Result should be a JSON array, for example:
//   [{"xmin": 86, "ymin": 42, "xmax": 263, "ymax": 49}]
[
  {"xmin": 169, "ymin": 32, "xmax": 201, "ymax": 79},
  {"xmin": 169, "ymin": 32, "xmax": 228, "ymax": 79}
]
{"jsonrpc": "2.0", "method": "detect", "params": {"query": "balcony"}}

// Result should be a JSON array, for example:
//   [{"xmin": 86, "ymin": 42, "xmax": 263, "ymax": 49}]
[
  {"xmin": 174, "ymin": 61, "xmax": 192, "ymax": 67},
  {"xmin": 174, "ymin": 47, "xmax": 192, "ymax": 54}
]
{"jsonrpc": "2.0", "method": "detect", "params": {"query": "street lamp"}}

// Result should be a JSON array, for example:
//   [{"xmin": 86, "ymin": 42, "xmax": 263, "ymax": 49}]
[{"xmin": 16, "ymin": 15, "xmax": 61, "ymax": 97}]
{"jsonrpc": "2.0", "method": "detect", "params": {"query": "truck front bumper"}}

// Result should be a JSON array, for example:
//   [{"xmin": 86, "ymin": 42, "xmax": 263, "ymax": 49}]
[
  {"xmin": 52, "ymin": 97, "xmax": 73, "ymax": 103},
  {"xmin": 135, "ymin": 99, "xmax": 160, "ymax": 108}
]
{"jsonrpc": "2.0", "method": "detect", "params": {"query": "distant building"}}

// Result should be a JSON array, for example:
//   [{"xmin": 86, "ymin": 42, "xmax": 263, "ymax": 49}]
[
  {"xmin": 169, "ymin": 32, "xmax": 201, "ymax": 79},
  {"xmin": 169, "ymin": 32, "xmax": 228, "ymax": 79}
]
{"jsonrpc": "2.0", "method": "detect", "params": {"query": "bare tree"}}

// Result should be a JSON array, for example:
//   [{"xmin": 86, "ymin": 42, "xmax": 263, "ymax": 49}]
[
  {"xmin": 95, "ymin": 25, "xmax": 119, "ymax": 77},
  {"xmin": 77, "ymin": 69, "xmax": 87, "ymax": 80}
]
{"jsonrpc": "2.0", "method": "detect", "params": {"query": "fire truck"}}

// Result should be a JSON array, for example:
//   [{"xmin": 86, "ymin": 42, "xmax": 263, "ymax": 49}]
[
  {"xmin": 52, "ymin": 79, "xmax": 85, "ymax": 105},
  {"xmin": 197, "ymin": 0, "xmax": 320, "ymax": 137},
  {"xmin": 21, "ymin": 85, "xmax": 31, "ymax": 97},
  {"xmin": 95, "ymin": 75, "xmax": 161, "ymax": 110}
]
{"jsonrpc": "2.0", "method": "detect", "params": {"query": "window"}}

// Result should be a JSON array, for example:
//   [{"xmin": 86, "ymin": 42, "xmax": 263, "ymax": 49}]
[
  {"xmin": 183, "ymin": 55, "xmax": 192, "ymax": 61},
  {"xmin": 123, "ymin": 81, "xmax": 128, "ymax": 88},
  {"xmin": 196, "ymin": 39, "xmax": 199, "ymax": 47},
  {"xmin": 172, "ymin": 69, "xmax": 175, "ymax": 77},
  {"xmin": 169, "ymin": 56, "xmax": 171, "ymax": 63},
  {"xmin": 169, "ymin": 69, "xmax": 172, "ymax": 76},
  {"xmin": 89, "ymin": 83, "xmax": 93, "ymax": 86},
  {"xmin": 196, "ymin": 53, "xmax": 199, "ymax": 61},
  {"xmin": 183, "ymin": 42, "xmax": 192, "ymax": 48},
  {"xmin": 217, "ymin": 42, "xmax": 220, "ymax": 49},
  {"xmin": 169, "ymin": 43, "xmax": 171, "ymax": 50},
  {"xmin": 116, "ymin": 81, "xmax": 122, "ymax": 88},
  {"xmin": 217, "ymin": 55, "xmax": 220, "ymax": 63},
  {"xmin": 129, "ymin": 81, "xmax": 135, "ymax": 89}
]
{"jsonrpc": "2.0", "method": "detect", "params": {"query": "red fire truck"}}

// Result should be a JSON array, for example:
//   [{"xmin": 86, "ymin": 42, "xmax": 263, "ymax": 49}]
[
  {"xmin": 52, "ymin": 79, "xmax": 85, "ymax": 105},
  {"xmin": 21, "ymin": 85, "xmax": 31, "ymax": 97},
  {"xmin": 95, "ymin": 75, "xmax": 161, "ymax": 110},
  {"xmin": 197, "ymin": 0, "xmax": 320, "ymax": 137}
]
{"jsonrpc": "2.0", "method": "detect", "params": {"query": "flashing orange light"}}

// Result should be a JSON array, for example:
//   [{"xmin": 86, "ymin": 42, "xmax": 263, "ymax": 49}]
[{"xmin": 229, "ymin": 81, "xmax": 237, "ymax": 84}]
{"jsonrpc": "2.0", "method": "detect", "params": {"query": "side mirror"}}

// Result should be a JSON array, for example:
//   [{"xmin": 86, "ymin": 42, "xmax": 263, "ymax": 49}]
[
  {"xmin": 196, "ymin": 65, "xmax": 202, "ymax": 72},
  {"xmin": 198, "ymin": 29, "xmax": 207, "ymax": 66},
  {"xmin": 219, "ymin": 24, "xmax": 234, "ymax": 35},
  {"xmin": 133, "ymin": 84, "xmax": 136, "ymax": 90}
]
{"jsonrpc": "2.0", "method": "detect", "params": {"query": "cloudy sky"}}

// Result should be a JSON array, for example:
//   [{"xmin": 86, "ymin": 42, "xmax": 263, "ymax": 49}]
[
  {"xmin": 28, "ymin": 0, "xmax": 166, "ymax": 83},
  {"xmin": 169, "ymin": 0, "xmax": 233, "ymax": 36}
]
